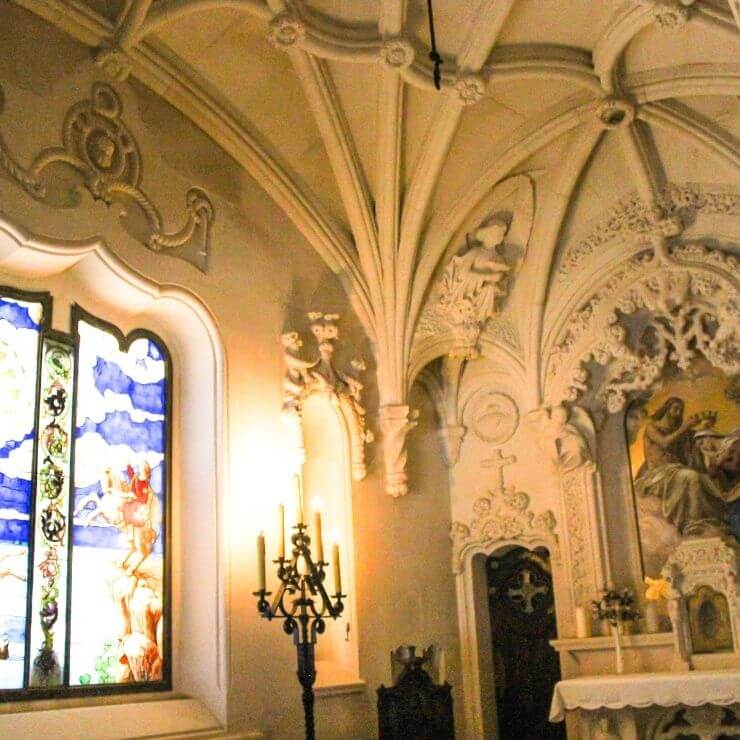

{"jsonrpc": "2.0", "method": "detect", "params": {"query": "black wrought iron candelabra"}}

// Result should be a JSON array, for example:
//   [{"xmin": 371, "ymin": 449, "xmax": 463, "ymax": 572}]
[{"xmin": 253, "ymin": 522, "xmax": 345, "ymax": 740}]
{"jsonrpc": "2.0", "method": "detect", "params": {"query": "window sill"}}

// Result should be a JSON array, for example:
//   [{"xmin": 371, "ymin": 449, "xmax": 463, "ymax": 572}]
[
  {"xmin": 0, "ymin": 696, "xmax": 229, "ymax": 739},
  {"xmin": 314, "ymin": 679, "xmax": 367, "ymax": 698}
]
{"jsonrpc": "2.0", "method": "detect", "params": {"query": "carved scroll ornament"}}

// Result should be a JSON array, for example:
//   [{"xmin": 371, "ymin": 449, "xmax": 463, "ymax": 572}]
[
  {"xmin": 450, "ymin": 486, "xmax": 558, "ymax": 574},
  {"xmin": 0, "ymin": 83, "xmax": 214, "ymax": 272},
  {"xmin": 282, "ymin": 313, "xmax": 373, "ymax": 482},
  {"xmin": 548, "ymin": 242, "xmax": 739, "ymax": 410}
]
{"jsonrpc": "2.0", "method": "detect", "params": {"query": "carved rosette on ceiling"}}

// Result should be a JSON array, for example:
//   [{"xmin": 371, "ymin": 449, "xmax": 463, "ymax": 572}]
[
  {"xmin": 267, "ymin": 11, "xmax": 307, "ymax": 48},
  {"xmin": 647, "ymin": 0, "xmax": 696, "ymax": 29},
  {"xmin": 454, "ymin": 74, "xmax": 486, "ymax": 106},
  {"xmin": 380, "ymin": 38, "xmax": 415, "ymax": 69},
  {"xmin": 548, "ymin": 241, "xmax": 740, "ymax": 410},
  {"xmin": 0, "ymin": 83, "xmax": 214, "ymax": 272},
  {"xmin": 282, "ymin": 312, "xmax": 373, "ymax": 482},
  {"xmin": 450, "ymin": 486, "xmax": 559, "ymax": 574}
]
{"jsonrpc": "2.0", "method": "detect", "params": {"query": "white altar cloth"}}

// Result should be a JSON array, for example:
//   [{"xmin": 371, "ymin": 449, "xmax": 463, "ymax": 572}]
[{"xmin": 549, "ymin": 669, "xmax": 740, "ymax": 722}]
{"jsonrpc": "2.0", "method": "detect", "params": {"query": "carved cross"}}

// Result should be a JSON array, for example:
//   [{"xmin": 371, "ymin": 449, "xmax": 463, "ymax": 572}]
[
  {"xmin": 482, "ymin": 448, "xmax": 516, "ymax": 493},
  {"xmin": 507, "ymin": 569, "xmax": 548, "ymax": 614}
]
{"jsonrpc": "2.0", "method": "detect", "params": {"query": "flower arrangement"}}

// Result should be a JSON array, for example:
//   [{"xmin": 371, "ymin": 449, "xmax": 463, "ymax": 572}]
[
  {"xmin": 591, "ymin": 587, "xmax": 640, "ymax": 626},
  {"xmin": 591, "ymin": 588, "xmax": 640, "ymax": 674},
  {"xmin": 644, "ymin": 576, "xmax": 670, "ymax": 601}
]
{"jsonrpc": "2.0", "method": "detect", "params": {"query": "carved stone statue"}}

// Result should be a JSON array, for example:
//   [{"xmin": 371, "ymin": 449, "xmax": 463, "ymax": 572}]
[
  {"xmin": 437, "ymin": 218, "xmax": 512, "ymax": 358},
  {"xmin": 528, "ymin": 404, "xmax": 594, "ymax": 473}
]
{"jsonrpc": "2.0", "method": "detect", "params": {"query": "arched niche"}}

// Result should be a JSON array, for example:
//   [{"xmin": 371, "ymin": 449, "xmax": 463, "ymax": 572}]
[
  {"xmin": 454, "ymin": 537, "xmax": 565, "ymax": 740},
  {"xmin": 0, "ymin": 213, "xmax": 228, "ymax": 734},
  {"xmin": 301, "ymin": 391, "xmax": 360, "ymax": 688}
]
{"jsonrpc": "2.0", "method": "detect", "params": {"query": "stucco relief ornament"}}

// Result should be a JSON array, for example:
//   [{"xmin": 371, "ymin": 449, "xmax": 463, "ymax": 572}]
[
  {"xmin": 380, "ymin": 38, "xmax": 415, "ymax": 69},
  {"xmin": 281, "ymin": 313, "xmax": 373, "ymax": 482},
  {"xmin": 558, "ymin": 184, "xmax": 740, "ymax": 281},
  {"xmin": 550, "ymin": 241, "xmax": 739, "ymax": 410},
  {"xmin": 436, "ymin": 218, "xmax": 512, "ymax": 359},
  {"xmin": 454, "ymin": 74, "xmax": 486, "ymax": 106},
  {"xmin": 268, "ymin": 12, "xmax": 307, "ymax": 48},
  {"xmin": 450, "ymin": 487, "xmax": 558, "ymax": 573},
  {"xmin": 0, "ymin": 83, "xmax": 214, "ymax": 271}
]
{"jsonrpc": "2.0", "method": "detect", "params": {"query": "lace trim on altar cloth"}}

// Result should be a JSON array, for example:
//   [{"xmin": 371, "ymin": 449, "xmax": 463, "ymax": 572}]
[{"xmin": 549, "ymin": 670, "xmax": 740, "ymax": 722}]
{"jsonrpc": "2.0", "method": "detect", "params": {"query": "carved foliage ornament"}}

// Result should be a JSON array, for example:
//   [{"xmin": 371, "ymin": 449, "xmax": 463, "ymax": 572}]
[
  {"xmin": 282, "ymin": 313, "xmax": 373, "ymax": 482},
  {"xmin": 450, "ymin": 486, "xmax": 558, "ymax": 574},
  {"xmin": 0, "ymin": 83, "xmax": 214, "ymax": 272},
  {"xmin": 558, "ymin": 184, "xmax": 740, "ymax": 281},
  {"xmin": 550, "ymin": 243, "xmax": 739, "ymax": 410}
]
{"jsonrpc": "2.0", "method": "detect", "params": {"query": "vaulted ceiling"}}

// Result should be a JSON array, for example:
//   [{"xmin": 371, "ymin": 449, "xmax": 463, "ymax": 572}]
[{"xmin": 12, "ymin": 0, "xmax": 740, "ymax": 494}]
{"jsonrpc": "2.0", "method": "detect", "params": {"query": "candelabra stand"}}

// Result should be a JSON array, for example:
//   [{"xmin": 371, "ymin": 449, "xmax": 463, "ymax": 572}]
[{"xmin": 253, "ymin": 523, "xmax": 344, "ymax": 740}]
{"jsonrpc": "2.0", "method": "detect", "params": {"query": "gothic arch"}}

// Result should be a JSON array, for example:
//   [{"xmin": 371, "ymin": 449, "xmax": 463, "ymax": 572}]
[{"xmin": 0, "ymin": 211, "xmax": 229, "ymax": 731}]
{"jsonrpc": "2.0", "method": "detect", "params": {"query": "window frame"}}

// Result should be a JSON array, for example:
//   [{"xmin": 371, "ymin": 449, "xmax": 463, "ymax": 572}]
[{"xmin": 0, "ymin": 290, "xmax": 173, "ymax": 701}]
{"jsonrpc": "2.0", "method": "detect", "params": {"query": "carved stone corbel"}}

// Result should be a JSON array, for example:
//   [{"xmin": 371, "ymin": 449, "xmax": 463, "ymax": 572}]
[
  {"xmin": 0, "ymin": 83, "xmax": 214, "ymax": 271},
  {"xmin": 281, "ymin": 313, "xmax": 373, "ymax": 481},
  {"xmin": 378, "ymin": 404, "xmax": 419, "ymax": 497}
]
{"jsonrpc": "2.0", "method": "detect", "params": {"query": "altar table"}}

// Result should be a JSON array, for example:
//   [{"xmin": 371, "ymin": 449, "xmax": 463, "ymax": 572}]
[{"xmin": 550, "ymin": 669, "xmax": 740, "ymax": 739}]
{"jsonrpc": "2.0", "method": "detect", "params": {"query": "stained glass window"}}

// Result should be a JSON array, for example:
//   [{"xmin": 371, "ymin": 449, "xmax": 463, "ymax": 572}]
[{"xmin": 0, "ymin": 291, "xmax": 170, "ymax": 699}]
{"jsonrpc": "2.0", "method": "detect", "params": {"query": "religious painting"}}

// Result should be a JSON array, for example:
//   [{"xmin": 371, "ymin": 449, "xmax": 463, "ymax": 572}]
[
  {"xmin": 0, "ymin": 290, "xmax": 170, "ymax": 699},
  {"xmin": 627, "ymin": 363, "xmax": 740, "ymax": 578}
]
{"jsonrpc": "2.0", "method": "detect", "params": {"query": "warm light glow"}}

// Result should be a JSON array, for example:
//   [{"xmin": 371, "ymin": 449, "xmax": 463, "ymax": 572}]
[
  {"xmin": 329, "ymin": 528, "xmax": 341, "ymax": 546},
  {"xmin": 312, "ymin": 495, "xmax": 323, "ymax": 511}
]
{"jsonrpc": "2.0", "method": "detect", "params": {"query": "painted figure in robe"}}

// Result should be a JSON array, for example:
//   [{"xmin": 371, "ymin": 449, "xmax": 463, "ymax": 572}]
[{"xmin": 634, "ymin": 397, "xmax": 728, "ymax": 536}]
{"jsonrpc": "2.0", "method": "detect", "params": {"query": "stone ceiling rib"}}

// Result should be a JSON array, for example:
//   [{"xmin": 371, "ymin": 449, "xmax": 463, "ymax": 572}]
[
  {"xmin": 618, "ymin": 122, "xmax": 663, "ymax": 204},
  {"xmin": 375, "ymin": 0, "xmax": 406, "ymax": 370},
  {"xmin": 396, "ymin": 0, "xmax": 517, "ymax": 373},
  {"xmin": 627, "ymin": 63, "xmax": 740, "ymax": 102},
  {"xmin": 638, "ymin": 101, "xmax": 740, "ymax": 171},
  {"xmin": 286, "ymin": 51, "xmax": 382, "ymax": 319},
  {"xmin": 6, "ymin": 0, "xmax": 739, "ymax": 496},
  {"xmin": 484, "ymin": 48, "xmax": 602, "ymax": 95},
  {"xmin": 136, "ymin": 0, "xmax": 271, "ymax": 43},
  {"xmin": 12, "ymin": 0, "xmax": 376, "ymax": 335},
  {"xmin": 525, "ymin": 123, "xmax": 606, "ymax": 400},
  {"xmin": 406, "ymin": 97, "xmax": 600, "ymax": 366}
]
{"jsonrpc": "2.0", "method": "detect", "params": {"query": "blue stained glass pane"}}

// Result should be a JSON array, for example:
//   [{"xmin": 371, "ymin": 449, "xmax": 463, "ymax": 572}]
[
  {"xmin": 0, "ymin": 295, "xmax": 44, "ymax": 690},
  {"xmin": 70, "ymin": 320, "xmax": 167, "ymax": 687}
]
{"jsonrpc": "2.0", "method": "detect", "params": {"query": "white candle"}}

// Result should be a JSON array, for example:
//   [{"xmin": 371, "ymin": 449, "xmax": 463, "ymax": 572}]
[
  {"xmin": 314, "ymin": 503, "xmax": 324, "ymax": 563},
  {"xmin": 575, "ymin": 606, "xmax": 591, "ymax": 638},
  {"xmin": 332, "ymin": 542, "xmax": 342, "ymax": 594},
  {"xmin": 645, "ymin": 601, "xmax": 660, "ymax": 633},
  {"xmin": 277, "ymin": 503, "xmax": 285, "ymax": 559},
  {"xmin": 295, "ymin": 474, "xmax": 304, "ymax": 525},
  {"xmin": 257, "ymin": 531, "xmax": 266, "ymax": 591}
]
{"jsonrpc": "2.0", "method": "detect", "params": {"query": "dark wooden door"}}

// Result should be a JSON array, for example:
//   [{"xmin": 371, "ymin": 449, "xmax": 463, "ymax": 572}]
[{"xmin": 487, "ymin": 546, "xmax": 565, "ymax": 740}]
